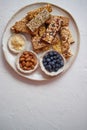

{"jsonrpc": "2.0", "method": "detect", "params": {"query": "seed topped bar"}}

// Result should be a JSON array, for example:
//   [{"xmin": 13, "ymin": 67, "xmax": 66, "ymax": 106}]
[
  {"xmin": 26, "ymin": 9, "xmax": 50, "ymax": 32},
  {"xmin": 60, "ymin": 26, "xmax": 74, "ymax": 45},
  {"xmin": 42, "ymin": 17, "xmax": 61, "ymax": 44},
  {"xmin": 11, "ymin": 17, "xmax": 30, "ymax": 34},
  {"xmin": 46, "ymin": 15, "xmax": 69, "ymax": 27},
  {"xmin": 31, "ymin": 35, "xmax": 47, "ymax": 50},
  {"xmin": 26, "ymin": 4, "xmax": 52, "ymax": 20}
]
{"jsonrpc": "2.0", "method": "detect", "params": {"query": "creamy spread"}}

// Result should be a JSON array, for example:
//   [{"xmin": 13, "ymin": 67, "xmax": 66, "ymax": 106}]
[
  {"xmin": 8, "ymin": 34, "xmax": 26, "ymax": 53},
  {"xmin": 11, "ymin": 35, "xmax": 25, "ymax": 50}
]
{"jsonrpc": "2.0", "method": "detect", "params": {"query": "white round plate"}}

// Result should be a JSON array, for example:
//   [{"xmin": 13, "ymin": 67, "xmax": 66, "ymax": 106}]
[{"xmin": 2, "ymin": 2, "xmax": 80, "ymax": 81}]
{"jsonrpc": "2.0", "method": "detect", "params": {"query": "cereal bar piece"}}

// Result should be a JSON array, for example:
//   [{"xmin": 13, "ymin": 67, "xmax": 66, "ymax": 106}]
[
  {"xmin": 46, "ymin": 15, "xmax": 69, "ymax": 26},
  {"xmin": 42, "ymin": 17, "xmax": 61, "ymax": 44},
  {"xmin": 60, "ymin": 27, "xmax": 70, "ymax": 53},
  {"xmin": 60, "ymin": 26, "xmax": 74, "ymax": 59},
  {"xmin": 52, "ymin": 34, "xmax": 62, "ymax": 53},
  {"xmin": 61, "ymin": 42, "xmax": 72, "ymax": 59},
  {"xmin": 38, "ymin": 24, "xmax": 46, "ymax": 37},
  {"xmin": 34, "ymin": 45, "xmax": 51, "ymax": 53},
  {"xmin": 11, "ymin": 17, "xmax": 38, "ymax": 35},
  {"xmin": 26, "ymin": 4, "xmax": 52, "ymax": 20},
  {"xmin": 33, "ymin": 34, "xmax": 60, "ymax": 53},
  {"xmin": 60, "ymin": 26, "xmax": 74, "ymax": 44},
  {"xmin": 11, "ymin": 17, "xmax": 30, "ymax": 34},
  {"xmin": 62, "ymin": 50, "xmax": 72, "ymax": 59},
  {"xmin": 61, "ymin": 42, "xmax": 70, "ymax": 53},
  {"xmin": 59, "ymin": 16, "xmax": 69, "ymax": 26},
  {"xmin": 31, "ymin": 35, "xmax": 48, "ymax": 50},
  {"xmin": 26, "ymin": 9, "xmax": 50, "ymax": 32}
]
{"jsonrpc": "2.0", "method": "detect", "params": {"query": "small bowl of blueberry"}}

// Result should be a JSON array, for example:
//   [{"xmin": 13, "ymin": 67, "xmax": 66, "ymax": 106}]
[{"xmin": 40, "ymin": 50, "xmax": 65, "ymax": 76}]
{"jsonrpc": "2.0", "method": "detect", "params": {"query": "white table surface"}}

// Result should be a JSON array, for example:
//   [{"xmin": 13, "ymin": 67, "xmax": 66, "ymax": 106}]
[{"xmin": 0, "ymin": 0, "xmax": 87, "ymax": 130}]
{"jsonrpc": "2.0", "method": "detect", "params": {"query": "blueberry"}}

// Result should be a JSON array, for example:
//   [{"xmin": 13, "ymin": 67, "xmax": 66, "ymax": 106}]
[
  {"xmin": 59, "ymin": 56, "xmax": 62, "ymax": 60},
  {"xmin": 53, "ymin": 56, "xmax": 57, "ymax": 59},
  {"xmin": 45, "ymin": 64, "xmax": 52, "ymax": 72},
  {"xmin": 54, "ymin": 68, "xmax": 59, "ymax": 72},
  {"xmin": 46, "ymin": 58, "xmax": 51, "ymax": 62},
  {"xmin": 45, "ymin": 64, "xmax": 48, "ymax": 69},
  {"xmin": 49, "ymin": 61, "xmax": 52, "ymax": 65},
  {"xmin": 43, "ymin": 58, "xmax": 46, "ymax": 63},
  {"xmin": 43, "ymin": 62, "xmax": 47, "ymax": 66},
  {"xmin": 60, "ymin": 60, "xmax": 64, "ymax": 67},
  {"xmin": 53, "ymin": 60, "xmax": 57, "ymax": 63},
  {"xmin": 58, "ymin": 64, "xmax": 61, "ymax": 68},
  {"xmin": 50, "ymin": 56, "xmax": 54, "ymax": 60},
  {"xmin": 51, "ymin": 61, "xmax": 55, "ymax": 65},
  {"xmin": 55, "ymin": 64, "xmax": 60, "ymax": 68},
  {"xmin": 48, "ymin": 51, "xmax": 54, "ymax": 56},
  {"xmin": 53, "ymin": 51, "xmax": 58, "ymax": 56},
  {"xmin": 56, "ymin": 54, "xmax": 60, "ymax": 58},
  {"xmin": 52, "ymin": 64, "xmax": 56, "ymax": 69},
  {"xmin": 44, "ymin": 55, "xmax": 48, "ymax": 59},
  {"xmin": 56, "ymin": 59, "xmax": 60, "ymax": 63}
]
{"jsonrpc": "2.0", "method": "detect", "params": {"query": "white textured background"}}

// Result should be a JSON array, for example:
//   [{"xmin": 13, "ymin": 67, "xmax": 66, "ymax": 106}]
[{"xmin": 0, "ymin": 0, "xmax": 87, "ymax": 130}]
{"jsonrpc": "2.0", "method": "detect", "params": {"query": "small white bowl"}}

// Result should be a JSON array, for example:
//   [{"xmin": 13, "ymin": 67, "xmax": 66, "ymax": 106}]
[
  {"xmin": 16, "ymin": 50, "xmax": 39, "ymax": 74},
  {"xmin": 40, "ymin": 50, "xmax": 65, "ymax": 76},
  {"xmin": 8, "ymin": 34, "xmax": 27, "ymax": 54}
]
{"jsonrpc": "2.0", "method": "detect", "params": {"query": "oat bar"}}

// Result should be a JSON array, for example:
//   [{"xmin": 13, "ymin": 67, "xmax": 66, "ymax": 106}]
[
  {"xmin": 11, "ymin": 17, "xmax": 30, "ymax": 34},
  {"xmin": 62, "ymin": 50, "xmax": 72, "ymax": 59},
  {"xmin": 26, "ymin": 9, "xmax": 50, "ymax": 32},
  {"xmin": 60, "ymin": 26, "xmax": 74, "ymax": 44},
  {"xmin": 42, "ymin": 17, "xmax": 61, "ymax": 44},
  {"xmin": 52, "ymin": 34, "xmax": 62, "ymax": 53},
  {"xmin": 46, "ymin": 15, "xmax": 69, "ymax": 27},
  {"xmin": 59, "ymin": 26, "xmax": 74, "ymax": 59},
  {"xmin": 60, "ymin": 16, "xmax": 69, "ymax": 26},
  {"xmin": 31, "ymin": 35, "xmax": 47, "ymax": 50},
  {"xmin": 26, "ymin": 4, "xmax": 52, "ymax": 20}
]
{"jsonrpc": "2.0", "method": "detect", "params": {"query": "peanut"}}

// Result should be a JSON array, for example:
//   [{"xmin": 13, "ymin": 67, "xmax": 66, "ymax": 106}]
[
  {"xmin": 19, "ymin": 57, "xmax": 25, "ymax": 62},
  {"xmin": 22, "ymin": 61, "xmax": 26, "ymax": 66},
  {"xmin": 26, "ymin": 57, "xmax": 31, "ymax": 61},
  {"xmin": 23, "ymin": 51, "xmax": 29, "ymax": 55},
  {"xmin": 24, "ymin": 54, "xmax": 29, "ymax": 58},
  {"xmin": 26, "ymin": 62, "xmax": 30, "ymax": 67},
  {"xmin": 23, "ymin": 66, "xmax": 28, "ymax": 70}
]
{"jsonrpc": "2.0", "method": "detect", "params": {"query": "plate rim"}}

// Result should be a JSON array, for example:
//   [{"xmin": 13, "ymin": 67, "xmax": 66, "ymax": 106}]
[{"xmin": 2, "ymin": 2, "xmax": 80, "ymax": 81}]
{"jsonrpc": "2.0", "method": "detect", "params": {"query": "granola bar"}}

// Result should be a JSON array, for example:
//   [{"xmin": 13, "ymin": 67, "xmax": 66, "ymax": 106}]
[
  {"xmin": 38, "ymin": 24, "xmax": 46, "ymax": 37},
  {"xmin": 46, "ymin": 15, "xmax": 69, "ymax": 26},
  {"xmin": 34, "ymin": 45, "xmax": 51, "ymax": 53},
  {"xmin": 26, "ymin": 9, "xmax": 50, "ymax": 32},
  {"xmin": 26, "ymin": 4, "xmax": 52, "ymax": 20},
  {"xmin": 42, "ymin": 17, "xmax": 61, "ymax": 44},
  {"xmin": 52, "ymin": 34, "xmax": 62, "ymax": 53},
  {"xmin": 59, "ymin": 26, "xmax": 74, "ymax": 59},
  {"xmin": 60, "ymin": 26, "xmax": 74, "ymax": 44},
  {"xmin": 62, "ymin": 50, "xmax": 72, "ymax": 59},
  {"xmin": 11, "ymin": 17, "xmax": 30, "ymax": 34},
  {"xmin": 31, "ymin": 35, "xmax": 47, "ymax": 50}
]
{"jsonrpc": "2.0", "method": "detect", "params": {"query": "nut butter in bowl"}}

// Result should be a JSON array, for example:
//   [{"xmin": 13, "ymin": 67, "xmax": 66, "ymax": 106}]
[
  {"xmin": 16, "ymin": 50, "xmax": 39, "ymax": 74},
  {"xmin": 8, "ymin": 34, "xmax": 27, "ymax": 54}
]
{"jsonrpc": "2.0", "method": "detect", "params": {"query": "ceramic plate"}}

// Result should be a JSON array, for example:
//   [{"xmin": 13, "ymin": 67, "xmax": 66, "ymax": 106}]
[{"xmin": 2, "ymin": 2, "xmax": 80, "ymax": 81}]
